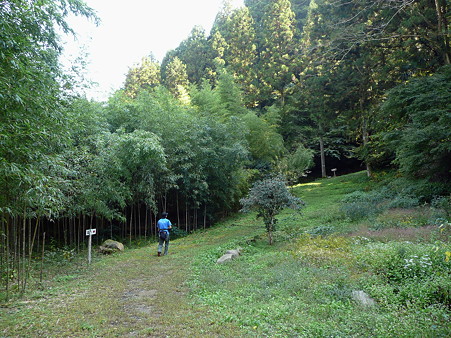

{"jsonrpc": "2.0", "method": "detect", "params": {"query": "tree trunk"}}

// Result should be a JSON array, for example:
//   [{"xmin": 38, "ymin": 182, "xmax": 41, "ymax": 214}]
[
  {"xmin": 360, "ymin": 97, "xmax": 372, "ymax": 178},
  {"xmin": 138, "ymin": 203, "xmax": 142, "ymax": 238},
  {"xmin": 144, "ymin": 204, "xmax": 148, "ymax": 240},
  {"xmin": 21, "ymin": 211, "xmax": 26, "ymax": 293},
  {"xmin": 6, "ymin": 215, "xmax": 10, "ymax": 300},
  {"xmin": 176, "ymin": 192, "xmax": 180, "ymax": 228},
  {"xmin": 185, "ymin": 201, "xmax": 189, "ymax": 233},
  {"xmin": 268, "ymin": 218, "xmax": 274, "ymax": 245},
  {"xmin": 319, "ymin": 137, "xmax": 326, "ymax": 178},
  {"xmin": 435, "ymin": 0, "xmax": 450, "ymax": 64},
  {"xmin": 23, "ymin": 217, "xmax": 39, "ymax": 293},
  {"xmin": 362, "ymin": 118, "xmax": 372, "ymax": 177},
  {"xmin": 78, "ymin": 214, "xmax": 81, "ymax": 253},
  {"xmin": 40, "ymin": 232, "xmax": 45, "ymax": 284},
  {"xmin": 129, "ymin": 206, "xmax": 133, "ymax": 245},
  {"xmin": 203, "ymin": 204, "xmax": 207, "ymax": 230}
]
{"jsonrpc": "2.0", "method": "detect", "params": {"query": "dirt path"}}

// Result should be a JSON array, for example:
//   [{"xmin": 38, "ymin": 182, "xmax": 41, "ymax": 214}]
[{"xmin": 1, "ymin": 220, "xmax": 259, "ymax": 337}]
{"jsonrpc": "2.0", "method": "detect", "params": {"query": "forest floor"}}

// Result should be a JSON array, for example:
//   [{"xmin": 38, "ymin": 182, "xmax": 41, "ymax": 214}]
[{"xmin": 1, "ymin": 171, "xmax": 450, "ymax": 337}]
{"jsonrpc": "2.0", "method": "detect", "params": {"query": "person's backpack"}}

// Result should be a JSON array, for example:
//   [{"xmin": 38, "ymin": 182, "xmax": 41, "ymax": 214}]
[{"xmin": 159, "ymin": 230, "xmax": 168, "ymax": 241}]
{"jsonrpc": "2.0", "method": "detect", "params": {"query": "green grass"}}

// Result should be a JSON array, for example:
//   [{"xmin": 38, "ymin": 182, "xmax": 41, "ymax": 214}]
[{"xmin": 1, "ymin": 171, "xmax": 450, "ymax": 337}]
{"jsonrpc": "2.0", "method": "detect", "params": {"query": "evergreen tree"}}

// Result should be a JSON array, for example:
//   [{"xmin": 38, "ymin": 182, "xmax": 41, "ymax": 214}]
[
  {"xmin": 208, "ymin": 30, "xmax": 228, "ymax": 82},
  {"xmin": 223, "ymin": 7, "xmax": 259, "ymax": 107},
  {"xmin": 378, "ymin": 65, "xmax": 451, "ymax": 185},
  {"xmin": 216, "ymin": 69, "xmax": 247, "ymax": 117},
  {"xmin": 164, "ymin": 57, "xmax": 190, "ymax": 103},
  {"xmin": 124, "ymin": 54, "xmax": 161, "ymax": 98},
  {"xmin": 259, "ymin": 0, "xmax": 298, "ymax": 106},
  {"xmin": 162, "ymin": 26, "xmax": 212, "ymax": 85}
]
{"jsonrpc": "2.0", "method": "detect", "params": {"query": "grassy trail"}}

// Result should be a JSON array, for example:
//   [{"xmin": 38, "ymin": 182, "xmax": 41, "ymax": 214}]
[{"xmin": 1, "ymin": 216, "xmax": 263, "ymax": 337}]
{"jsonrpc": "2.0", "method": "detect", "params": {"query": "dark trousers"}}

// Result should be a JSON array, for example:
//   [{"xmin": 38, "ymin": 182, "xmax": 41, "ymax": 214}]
[{"xmin": 158, "ymin": 235, "xmax": 169, "ymax": 255}]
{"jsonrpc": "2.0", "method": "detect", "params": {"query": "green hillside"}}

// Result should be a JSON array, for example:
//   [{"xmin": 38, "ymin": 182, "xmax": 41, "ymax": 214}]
[{"xmin": 1, "ymin": 171, "xmax": 449, "ymax": 336}]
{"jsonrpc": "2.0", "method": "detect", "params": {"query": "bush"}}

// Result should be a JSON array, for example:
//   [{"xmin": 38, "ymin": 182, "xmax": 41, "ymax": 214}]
[
  {"xmin": 240, "ymin": 175, "xmax": 304, "ymax": 244},
  {"xmin": 431, "ymin": 195, "xmax": 451, "ymax": 218},
  {"xmin": 340, "ymin": 185, "xmax": 423, "ymax": 221},
  {"xmin": 379, "ymin": 66, "xmax": 451, "ymax": 184},
  {"xmin": 386, "ymin": 195, "xmax": 419, "ymax": 209},
  {"xmin": 170, "ymin": 226, "xmax": 188, "ymax": 239},
  {"xmin": 386, "ymin": 177, "xmax": 449, "ymax": 203},
  {"xmin": 353, "ymin": 242, "xmax": 451, "ymax": 308},
  {"xmin": 340, "ymin": 191, "xmax": 385, "ymax": 220}
]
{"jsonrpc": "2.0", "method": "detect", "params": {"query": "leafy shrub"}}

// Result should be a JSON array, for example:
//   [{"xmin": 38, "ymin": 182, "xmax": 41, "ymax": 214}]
[
  {"xmin": 240, "ymin": 175, "xmax": 304, "ymax": 244},
  {"xmin": 386, "ymin": 177, "xmax": 449, "ymax": 203},
  {"xmin": 356, "ymin": 243, "xmax": 448, "ymax": 280},
  {"xmin": 369, "ymin": 209, "xmax": 429, "ymax": 231},
  {"xmin": 379, "ymin": 66, "xmax": 451, "ymax": 185},
  {"xmin": 341, "ymin": 201, "xmax": 377, "ymax": 221},
  {"xmin": 340, "ymin": 191, "xmax": 383, "ymax": 220},
  {"xmin": 45, "ymin": 247, "xmax": 77, "ymax": 265},
  {"xmin": 396, "ymin": 275, "xmax": 450, "ymax": 308},
  {"xmin": 170, "ymin": 226, "xmax": 188, "ymax": 239},
  {"xmin": 340, "ymin": 185, "xmax": 423, "ymax": 222},
  {"xmin": 353, "ymin": 242, "xmax": 451, "ymax": 308},
  {"xmin": 431, "ymin": 195, "xmax": 451, "ymax": 218},
  {"xmin": 432, "ymin": 221, "xmax": 451, "ymax": 242},
  {"xmin": 386, "ymin": 195, "xmax": 419, "ymax": 209},
  {"xmin": 341, "ymin": 188, "xmax": 399, "ymax": 218},
  {"xmin": 284, "ymin": 144, "xmax": 314, "ymax": 183}
]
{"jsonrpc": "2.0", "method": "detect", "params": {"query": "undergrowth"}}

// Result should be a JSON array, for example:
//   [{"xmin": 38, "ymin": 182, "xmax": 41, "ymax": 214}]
[
  {"xmin": 187, "ymin": 171, "xmax": 450, "ymax": 337},
  {"xmin": 1, "ymin": 171, "xmax": 450, "ymax": 337}
]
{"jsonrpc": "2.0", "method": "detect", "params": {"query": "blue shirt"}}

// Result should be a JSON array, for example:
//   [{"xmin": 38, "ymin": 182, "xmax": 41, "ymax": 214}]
[{"xmin": 157, "ymin": 218, "xmax": 172, "ymax": 231}]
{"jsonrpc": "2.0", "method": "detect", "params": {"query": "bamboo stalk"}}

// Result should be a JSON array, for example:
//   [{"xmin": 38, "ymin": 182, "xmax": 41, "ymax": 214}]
[
  {"xmin": 129, "ymin": 205, "xmax": 133, "ymax": 245},
  {"xmin": 21, "ymin": 212, "xmax": 26, "ymax": 293},
  {"xmin": 6, "ymin": 215, "xmax": 10, "ymax": 301},
  {"xmin": 40, "ymin": 232, "xmax": 45, "ymax": 284},
  {"xmin": 138, "ymin": 203, "xmax": 141, "ymax": 238},
  {"xmin": 144, "ymin": 204, "xmax": 148, "ymax": 240},
  {"xmin": 23, "ymin": 217, "xmax": 40, "ymax": 293}
]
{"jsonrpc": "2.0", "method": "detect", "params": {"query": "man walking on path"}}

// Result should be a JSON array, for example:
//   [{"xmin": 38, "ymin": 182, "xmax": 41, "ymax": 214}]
[{"xmin": 157, "ymin": 212, "xmax": 172, "ymax": 256}]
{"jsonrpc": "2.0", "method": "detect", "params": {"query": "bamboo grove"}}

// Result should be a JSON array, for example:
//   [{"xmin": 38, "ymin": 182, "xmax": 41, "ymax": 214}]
[{"xmin": 1, "ymin": 0, "xmax": 450, "ymax": 296}]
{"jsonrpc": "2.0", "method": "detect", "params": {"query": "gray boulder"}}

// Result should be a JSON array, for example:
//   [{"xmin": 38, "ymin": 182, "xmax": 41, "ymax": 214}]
[
  {"xmin": 217, "ymin": 253, "xmax": 234, "ymax": 264},
  {"xmin": 225, "ymin": 249, "xmax": 241, "ymax": 258},
  {"xmin": 99, "ymin": 239, "xmax": 124, "ymax": 254},
  {"xmin": 217, "ymin": 248, "xmax": 242, "ymax": 264}
]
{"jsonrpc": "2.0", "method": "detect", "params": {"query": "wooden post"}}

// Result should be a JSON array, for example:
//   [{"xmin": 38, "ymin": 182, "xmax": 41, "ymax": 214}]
[
  {"xmin": 88, "ymin": 231, "xmax": 92, "ymax": 264},
  {"xmin": 86, "ymin": 228, "xmax": 96, "ymax": 264}
]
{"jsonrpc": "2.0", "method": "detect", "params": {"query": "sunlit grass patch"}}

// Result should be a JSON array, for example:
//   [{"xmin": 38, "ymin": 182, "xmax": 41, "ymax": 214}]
[{"xmin": 293, "ymin": 234, "xmax": 354, "ymax": 266}]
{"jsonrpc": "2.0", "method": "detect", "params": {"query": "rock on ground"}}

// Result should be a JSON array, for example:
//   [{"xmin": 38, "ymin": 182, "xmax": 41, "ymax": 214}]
[
  {"xmin": 217, "ymin": 248, "xmax": 241, "ymax": 264},
  {"xmin": 351, "ymin": 290, "xmax": 376, "ymax": 307},
  {"xmin": 99, "ymin": 239, "xmax": 124, "ymax": 254}
]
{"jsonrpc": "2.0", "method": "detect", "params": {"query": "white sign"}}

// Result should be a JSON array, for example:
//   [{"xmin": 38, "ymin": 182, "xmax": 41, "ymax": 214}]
[{"xmin": 86, "ymin": 229, "xmax": 97, "ymax": 236}]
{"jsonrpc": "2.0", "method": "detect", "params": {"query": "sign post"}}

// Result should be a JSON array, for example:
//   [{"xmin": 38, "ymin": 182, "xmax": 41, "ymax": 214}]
[{"xmin": 86, "ymin": 229, "xmax": 97, "ymax": 264}]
